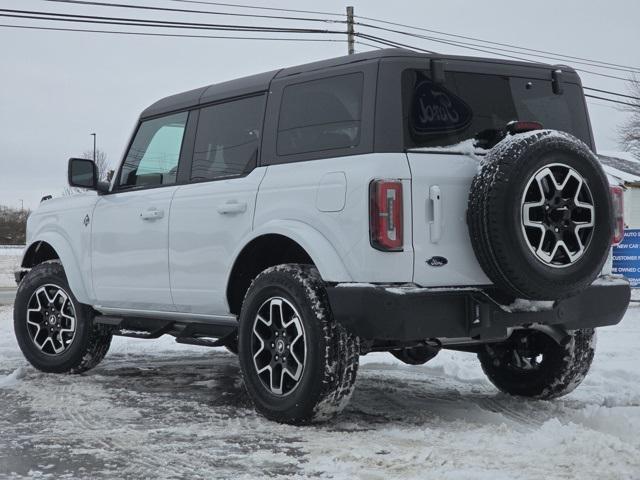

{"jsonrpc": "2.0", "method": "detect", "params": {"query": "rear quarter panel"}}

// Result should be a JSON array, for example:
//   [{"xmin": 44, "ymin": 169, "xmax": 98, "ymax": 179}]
[{"xmin": 254, "ymin": 153, "xmax": 414, "ymax": 283}]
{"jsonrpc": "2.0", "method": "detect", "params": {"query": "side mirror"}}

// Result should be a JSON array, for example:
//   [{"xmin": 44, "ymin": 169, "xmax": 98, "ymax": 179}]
[{"xmin": 68, "ymin": 158, "xmax": 108, "ymax": 192}]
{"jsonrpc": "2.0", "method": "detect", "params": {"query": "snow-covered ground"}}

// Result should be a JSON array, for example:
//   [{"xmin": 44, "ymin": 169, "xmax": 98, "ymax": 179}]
[
  {"xmin": 1, "ymin": 302, "xmax": 639, "ymax": 479},
  {"xmin": 0, "ymin": 255, "xmax": 20, "ymax": 288}
]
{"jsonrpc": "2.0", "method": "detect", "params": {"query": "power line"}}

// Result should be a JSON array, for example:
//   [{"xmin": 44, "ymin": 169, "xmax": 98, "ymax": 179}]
[
  {"xmin": 357, "ymin": 21, "xmax": 640, "ymax": 75},
  {"xmin": 0, "ymin": 9, "xmax": 346, "ymax": 34},
  {"xmin": 166, "ymin": 0, "xmax": 343, "ymax": 18},
  {"xmin": 355, "ymin": 23, "xmax": 633, "ymax": 82},
  {"xmin": 355, "ymin": 40, "xmax": 383, "ymax": 50},
  {"xmin": 4, "ymin": 6, "xmax": 637, "ymax": 109},
  {"xmin": 0, "ymin": 23, "xmax": 348, "ymax": 42},
  {"xmin": 355, "ymin": 14, "xmax": 640, "ymax": 73},
  {"xmin": 586, "ymin": 100, "xmax": 624, "ymax": 111},
  {"xmin": 584, "ymin": 94, "xmax": 636, "ymax": 108},
  {"xmin": 355, "ymin": 32, "xmax": 435, "ymax": 53},
  {"xmin": 584, "ymin": 86, "xmax": 640, "ymax": 102},
  {"xmin": 41, "ymin": 0, "xmax": 343, "ymax": 24}
]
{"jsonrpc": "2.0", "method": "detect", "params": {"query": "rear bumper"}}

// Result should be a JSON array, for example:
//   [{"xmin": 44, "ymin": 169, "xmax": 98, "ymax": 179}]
[{"xmin": 326, "ymin": 277, "xmax": 630, "ymax": 341}]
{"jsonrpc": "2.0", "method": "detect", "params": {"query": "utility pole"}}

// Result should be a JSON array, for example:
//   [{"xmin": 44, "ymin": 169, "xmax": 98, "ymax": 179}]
[
  {"xmin": 90, "ymin": 132, "xmax": 96, "ymax": 163},
  {"xmin": 19, "ymin": 199, "xmax": 23, "ymax": 211},
  {"xmin": 346, "ymin": 6, "xmax": 354, "ymax": 55}
]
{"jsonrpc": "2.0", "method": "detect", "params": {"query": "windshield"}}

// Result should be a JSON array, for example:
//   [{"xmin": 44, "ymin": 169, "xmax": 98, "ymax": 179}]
[{"xmin": 402, "ymin": 69, "xmax": 592, "ymax": 149}]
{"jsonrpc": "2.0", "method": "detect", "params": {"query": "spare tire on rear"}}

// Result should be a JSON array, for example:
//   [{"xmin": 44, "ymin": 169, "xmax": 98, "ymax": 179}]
[{"xmin": 467, "ymin": 130, "xmax": 612, "ymax": 300}]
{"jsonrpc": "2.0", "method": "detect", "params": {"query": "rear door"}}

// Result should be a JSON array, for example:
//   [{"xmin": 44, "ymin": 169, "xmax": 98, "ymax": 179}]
[
  {"xmin": 407, "ymin": 151, "xmax": 489, "ymax": 287},
  {"xmin": 402, "ymin": 66, "xmax": 593, "ymax": 287},
  {"xmin": 169, "ymin": 94, "xmax": 266, "ymax": 315}
]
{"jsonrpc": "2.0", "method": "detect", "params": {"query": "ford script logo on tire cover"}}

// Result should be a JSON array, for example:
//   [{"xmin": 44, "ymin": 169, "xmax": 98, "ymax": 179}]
[
  {"xmin": 410, "ymin": 80, "xmax": 472, "ymax": 135},
  {"xmin": 427, "ymin": 256, "xmax": 448, "ymax": 267}
]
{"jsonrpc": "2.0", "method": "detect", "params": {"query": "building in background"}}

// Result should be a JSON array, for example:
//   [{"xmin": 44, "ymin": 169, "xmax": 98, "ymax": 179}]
[{"xmin": 599, "ymin": 153, "xmax": 640, "ymax": 228}]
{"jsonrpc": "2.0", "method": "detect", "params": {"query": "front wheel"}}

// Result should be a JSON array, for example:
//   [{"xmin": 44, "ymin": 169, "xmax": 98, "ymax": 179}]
[
  {"xmin": 14, "ymin": 262, "xmax": 112, "ymax": 374},
  {"xmin": 478, "ymin": 328, "xmax": 596, "ymax": 399},
  {"xmin": 238, "ymin": 264, "xmax": 359, "ymax": 424}
]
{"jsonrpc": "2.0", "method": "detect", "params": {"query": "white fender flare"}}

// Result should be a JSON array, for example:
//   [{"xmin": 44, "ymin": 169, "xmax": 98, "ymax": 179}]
[
  {"xmin": 227, "ymin": 220, "xmax": 353, "ymax": 285},
  {"xmin": 22, "ymin": 234, "xmax": 92, "ymax": 305}
]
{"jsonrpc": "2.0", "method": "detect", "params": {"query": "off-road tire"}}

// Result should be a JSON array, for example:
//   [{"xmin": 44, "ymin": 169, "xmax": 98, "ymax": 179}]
[
  {"xmin": 238, "ymin": 264, "xmax": 359, "ymax": 424},
  {"xmin": 478, "ymin": 328, "xmax": 596, "ymax": 399},
  {"xmin": 14, "ymin": 262, "xmax": 112, "ymax": 374},
  {"xmin": 468, "ymin": 130, "xmax": 612, "ymax": 300}
]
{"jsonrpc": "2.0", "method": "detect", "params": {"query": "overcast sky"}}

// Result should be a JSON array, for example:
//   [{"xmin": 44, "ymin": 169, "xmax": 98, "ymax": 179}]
[{"xmin": 0, "ymin": 0, "xmax": 638, "ymax": 209}]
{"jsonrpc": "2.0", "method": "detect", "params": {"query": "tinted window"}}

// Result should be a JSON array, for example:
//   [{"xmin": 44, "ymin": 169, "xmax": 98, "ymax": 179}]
[
  {"xmin": 402, "ymin": 70, "xmax": 591, "ymax": 149},
  {"xmin": 120, "ymin": 112, "xmax": 188, "ymax": 188},
  {"xmin": 277, "ymin": 73, "xmax": 363, "ymax": 156},
  {"xmin": 191, "ymin": 95, "xmax": 265, "ymax": 181}
]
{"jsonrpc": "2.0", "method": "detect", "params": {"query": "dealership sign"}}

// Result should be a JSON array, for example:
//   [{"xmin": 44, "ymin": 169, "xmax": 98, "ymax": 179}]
[{"xmin": 612, "ymin": 229, "xmax": 640, "ymax": 287}]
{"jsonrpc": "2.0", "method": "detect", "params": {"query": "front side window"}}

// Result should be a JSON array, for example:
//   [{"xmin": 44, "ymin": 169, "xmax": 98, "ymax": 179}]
[
  {"xmin": 191, "ymin": 95, "xmax": 265, "ymax": 181},
  {"xmin": 277, "ymin": 73, "xmax": 363, "ymax": 156},
  {"xmin": 119, "ymin": 111, "xmax": 188, "ymax": 188}
]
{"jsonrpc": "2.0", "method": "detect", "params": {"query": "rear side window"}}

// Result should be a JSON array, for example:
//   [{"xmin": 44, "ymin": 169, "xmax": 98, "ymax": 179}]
[
  {"xmin": 402, "ymin": 70, "xmax": 592, "ymax": 149},
  {"xmin": 191, "ymin": 95, "xmax": 265, "ymax": 181},
  {"xmin": 277, "ymin": 73, "xmax": 363, "ymax": 156},
  {"xmin": 119, "ymin": 112, "xmax": 188, "ymax": 188}
]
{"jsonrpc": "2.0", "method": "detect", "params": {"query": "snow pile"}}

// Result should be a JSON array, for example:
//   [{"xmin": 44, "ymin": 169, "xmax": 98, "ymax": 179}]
[
  {"xmin": 0, "ymin": 366, "xmax": 25, "ymax": 388},
  {"xmin": 502, "ymin": 298, "xmax": 555, "ymax": 313},
  {"xmin": 408, "ymin": 138, "xmax": 489, "ymax": 160}
]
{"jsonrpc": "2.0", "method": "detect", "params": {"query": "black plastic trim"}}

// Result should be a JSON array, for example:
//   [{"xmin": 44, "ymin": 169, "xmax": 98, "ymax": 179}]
[{"xmin": 326, "ymin": 281, "xmax": 630, "ymax": 341}]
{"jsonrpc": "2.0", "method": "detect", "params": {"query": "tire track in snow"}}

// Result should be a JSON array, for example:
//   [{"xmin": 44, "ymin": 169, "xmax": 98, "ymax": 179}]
[
  {"xmin": 46, "ymin": 377, "xmax": 195, "ymax": 479},
  {"xmin": 476, "ymin": 397, "xmax": 545, "ymax": 428}
]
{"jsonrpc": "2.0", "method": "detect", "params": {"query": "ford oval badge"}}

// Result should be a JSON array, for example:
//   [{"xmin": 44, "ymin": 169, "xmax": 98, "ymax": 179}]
[
  {"xmin": 426, "ymin": 256, "xmax": 448, "ymax": 267},
  {"xmin": 410, "ymin": 80, "xmax": 472, "ymax": 136}
]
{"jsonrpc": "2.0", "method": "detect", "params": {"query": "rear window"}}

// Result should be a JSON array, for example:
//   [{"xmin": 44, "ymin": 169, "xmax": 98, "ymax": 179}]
[
  {"xmin": 191, "ymin": 95, "xmax": 265, "ymax": 181},
  {"xmin": 277, "ymin": 73, "xmax": 363, "ymax": 156},
  {"xmin": 402, "ymin": 70, "xmax": 592, "ymax": 149}
]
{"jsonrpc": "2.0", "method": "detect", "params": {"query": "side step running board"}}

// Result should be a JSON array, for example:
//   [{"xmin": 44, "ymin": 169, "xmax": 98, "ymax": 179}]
[
  {"xmin": 93, "ymin": 314, "xmax": 237, "ymax": 345},
  {"xmin": 175, "ymin": 331, "xmax": 237, "ymax": 348},
  {"xmin": 115, "ymin": 323, "xmax": 174, "ymax": 339}
]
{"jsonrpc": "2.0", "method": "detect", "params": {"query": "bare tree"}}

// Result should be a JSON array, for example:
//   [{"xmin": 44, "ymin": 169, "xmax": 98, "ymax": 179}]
[
  {"xmin": 62, "ymin": 149, "xmax": 112, "ymax": 196},
  {"xmin": 0, "ymin": 205, "xmax": 30, "ymax": 244},
  {"xmin": 619, "ymin": 77, "xmax": 640, "ymax": 160}
]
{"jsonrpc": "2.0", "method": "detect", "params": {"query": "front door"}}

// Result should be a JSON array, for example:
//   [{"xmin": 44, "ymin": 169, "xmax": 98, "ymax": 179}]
[{"xmin": 91, "ymin": 111, "xmax": 189, "ymax": 311}]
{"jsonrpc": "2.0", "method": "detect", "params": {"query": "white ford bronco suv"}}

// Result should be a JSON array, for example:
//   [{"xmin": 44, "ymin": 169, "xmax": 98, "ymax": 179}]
[{"xmin": 14, "ymin": 49, "xmax": 630, "ymax": 424}]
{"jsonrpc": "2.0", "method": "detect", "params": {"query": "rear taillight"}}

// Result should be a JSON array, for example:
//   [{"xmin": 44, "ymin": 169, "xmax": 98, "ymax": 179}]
[
  {"xmin": 370, "ymin": 179, "xmax": 404, "ymax": 251},
  {"xmin": 611, "ymin": 185, "xmax": 625, "ymax": 245},
  {"xmin": 506, "ymin": 120, "xmax": 543, "ymax": 134}
]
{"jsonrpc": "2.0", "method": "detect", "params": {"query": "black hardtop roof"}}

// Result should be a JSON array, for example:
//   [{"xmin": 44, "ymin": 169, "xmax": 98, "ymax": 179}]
[{"xmin": 140, "ymin": 48, "xmax": 575, "ymax": 119}]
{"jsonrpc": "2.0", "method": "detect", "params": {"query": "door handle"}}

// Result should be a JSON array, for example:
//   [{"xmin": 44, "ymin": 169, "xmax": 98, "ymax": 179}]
[
  {"xmin": 140, "ymin": 207, "xmax": 164, "ymax": 220},
  {"xmin": 217, "ymin": 201, "xmax": 247, "ymax": 215},
  {"xmin": 429, "ymin": 186, "xmax": 442, "ymax": 243}
]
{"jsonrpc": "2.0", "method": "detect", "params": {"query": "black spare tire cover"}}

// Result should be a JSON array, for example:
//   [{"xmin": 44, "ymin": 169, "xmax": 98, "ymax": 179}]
[{"xmin": 467, "ymin": 130, "xmax": 612, "ymax": 300}]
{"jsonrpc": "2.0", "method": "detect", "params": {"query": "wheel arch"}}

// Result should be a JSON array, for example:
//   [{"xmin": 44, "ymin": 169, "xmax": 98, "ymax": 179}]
[
  {"xmin": 226, "ymin": 221, "xmax": 352, "ymax": 315},
  {"xmin": 21, "ymin": 236, "xmax": 91, "ymax": 304}
]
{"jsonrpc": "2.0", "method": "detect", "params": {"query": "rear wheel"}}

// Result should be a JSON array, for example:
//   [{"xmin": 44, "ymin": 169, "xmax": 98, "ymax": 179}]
[
  {"xmin": 238, "ymin": 264, "xmax": 359, "ymax": 424},
  {"xmin": 478, "ymin": 328, "xmax": 595, "ymax": 399},
  {"xmin": 14, "ymin": 262, "xmax": 112, "ymax": 374}
]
